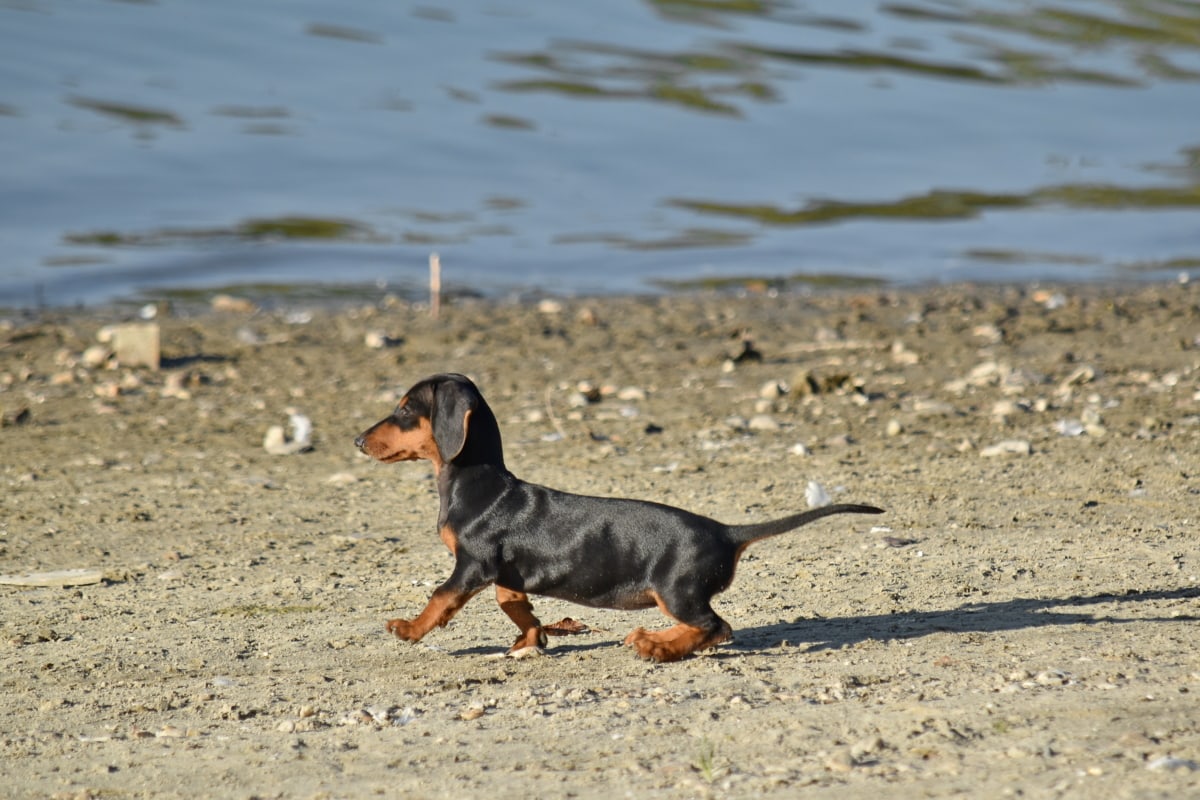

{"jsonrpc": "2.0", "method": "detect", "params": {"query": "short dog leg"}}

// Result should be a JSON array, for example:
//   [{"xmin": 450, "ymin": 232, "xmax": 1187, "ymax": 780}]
[
  {"xmin": 624, "ymin": 595, "xmax": 733, "ymax": 662},
  {"xmin": 386, "ymin": 586, "xmax": 482, "ymax": 642},
  {"xmin": 624, "ymin": 622, "xmax": 732, "ymax": 662},
  {"xmin": 495, "ymin": 586, "xmax": 546, "ymax": 654}
]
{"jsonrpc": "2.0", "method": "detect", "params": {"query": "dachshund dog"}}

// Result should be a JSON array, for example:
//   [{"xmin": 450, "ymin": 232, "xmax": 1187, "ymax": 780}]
[{"xmin": 355, "ymin": 373, "xmax": 883, "ymax": 662}]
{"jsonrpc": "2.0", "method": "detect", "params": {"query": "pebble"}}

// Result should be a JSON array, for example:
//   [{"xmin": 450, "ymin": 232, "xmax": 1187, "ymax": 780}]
[
  {"xmin": 759, "ymin": 380, "xmax": 788, "ymax": 400},
  {"xmin": 980, "ymin": 439, "xmax": 1031, "ymax": 458},
  {"xmin": 81, "ymin": 345, "xmax": 111, "ymax": 369},
  {"xmin": 890, "ymin": 340, "xmax": 920, "ymax": 365},
  {"xmin": 212, "ymin": 294, "xmax": 257, "ymax": 313},
  {"xmin": 825, "ymin": 749, "xmax": 855, "ymax": 772},
  {"xmin": 1034, "ymin": 669, "xmax": 1069, "ymax": 686},
  {"xmin": 972, "ymin": 323, "xmax": 1004, "ymax": 344},
  {"xmin": 616, "ymin": 386, "xmax": 646, "ymax": 401},
  {"xmin": 113, "ymin": 323, "xmax": 160, "ymax": 369},
  {"xmin": 790, "ymin": 442, "xmax": 811, "ymax": 457},
  {"xmin": 885, "ymin": 419, "xmax": 903, "ymax": 437},
  {"xmin": 991, "ymin": 399, "xmax": 1023, "ymax": 420},
  {"xmin": 364, "ymin": 331, "xmax": 393, "ymax": 349},
  {"xmin": 747, "ymin": 414, "xmax": 779, "ymax": 432}
]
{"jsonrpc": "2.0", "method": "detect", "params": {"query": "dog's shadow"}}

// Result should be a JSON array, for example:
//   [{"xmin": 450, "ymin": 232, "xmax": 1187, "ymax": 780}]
[
  {"xmin": 455, "ymin": 586, "xmax": 1199, "ymax": 660},
  {"xmin": 727, "ymin": 586, "xmax": 1199, "ymax": 656}
]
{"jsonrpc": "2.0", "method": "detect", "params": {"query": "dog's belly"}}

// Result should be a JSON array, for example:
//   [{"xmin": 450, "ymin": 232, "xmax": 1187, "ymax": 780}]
[{"xmin": 542, "ymin": 586, "xmax": 658, "ymax": 611}]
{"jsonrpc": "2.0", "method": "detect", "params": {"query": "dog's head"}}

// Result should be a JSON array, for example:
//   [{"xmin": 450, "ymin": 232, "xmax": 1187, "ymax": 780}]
[{"xmin": 354, "ymin": 373, "xmax": 500, "ymax": 470}]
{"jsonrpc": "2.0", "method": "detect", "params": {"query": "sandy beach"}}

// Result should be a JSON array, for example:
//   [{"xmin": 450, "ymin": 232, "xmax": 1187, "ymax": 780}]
[{"xmin": 2, "ymin": 282, "xmax": 1198, "ymax": 799}]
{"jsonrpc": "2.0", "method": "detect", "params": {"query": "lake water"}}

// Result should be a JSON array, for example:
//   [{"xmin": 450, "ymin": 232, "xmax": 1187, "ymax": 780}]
[{"xmin": 2, "ymin": 0, "xmax": 1199, "ymax": 307}]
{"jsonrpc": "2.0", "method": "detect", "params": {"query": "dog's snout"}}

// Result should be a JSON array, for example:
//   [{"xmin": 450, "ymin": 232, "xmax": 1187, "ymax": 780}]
[{"xmin": 354, "ymin": 434, "xmax": 367, "ymax": 451}]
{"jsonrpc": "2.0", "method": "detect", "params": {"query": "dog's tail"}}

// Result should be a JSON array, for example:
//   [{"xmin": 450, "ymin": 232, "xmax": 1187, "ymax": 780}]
[{"xmin": 727, "ymin": 503, "xmax": 884, "ymax": 547}]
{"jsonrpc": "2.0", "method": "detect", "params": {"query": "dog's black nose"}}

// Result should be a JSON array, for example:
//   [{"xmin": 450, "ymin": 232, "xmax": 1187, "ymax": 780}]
[{"xmin": 354, "ymin": 434, "xmax": 366, "ymax": 450}]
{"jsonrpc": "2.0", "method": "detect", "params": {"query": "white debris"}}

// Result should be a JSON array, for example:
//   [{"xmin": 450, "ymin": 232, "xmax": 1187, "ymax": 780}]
[
  {"xmin": 980, "ymin": 439, "xmax": 1032, "ymax": 458},
  {"xmin": 805, "ymin": 480, "xmax": 832, "ymax": 508},
  {"xmin": 264, "ymin": 411, "xmax": 313, "ymax": 455}
]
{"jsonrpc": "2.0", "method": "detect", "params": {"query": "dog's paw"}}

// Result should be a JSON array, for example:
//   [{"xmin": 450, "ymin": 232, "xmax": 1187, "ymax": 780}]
[
  {"xmin": 385, "ymin": 618, "xmax": 419, "ymax": 641},
  {"xmin": 623, "ymin": 628, "xmax": 680, "ymax": 663}
]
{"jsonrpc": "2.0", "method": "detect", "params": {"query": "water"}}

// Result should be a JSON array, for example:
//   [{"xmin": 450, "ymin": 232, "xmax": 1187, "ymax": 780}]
[{"xmin": 2, "ymin": 0, "xmax": 1199, "ymax": 307}]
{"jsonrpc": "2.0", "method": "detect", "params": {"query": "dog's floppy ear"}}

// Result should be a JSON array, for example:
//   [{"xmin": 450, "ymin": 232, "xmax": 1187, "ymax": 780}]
[{"xmin": 431, "ymin": 378, "xmax": 477, "ymax": 462}]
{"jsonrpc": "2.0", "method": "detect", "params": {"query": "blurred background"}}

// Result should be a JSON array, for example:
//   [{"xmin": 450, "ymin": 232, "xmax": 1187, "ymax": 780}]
[{"xmin": 2, "ymin": 0, "xmax": 1199, "ymax": 308}]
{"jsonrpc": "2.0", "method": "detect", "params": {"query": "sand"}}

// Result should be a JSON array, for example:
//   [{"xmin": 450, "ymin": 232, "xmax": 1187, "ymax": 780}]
[{"xmin": 2, "ymin": 283, "xmax": 1198, "ymax": 799}]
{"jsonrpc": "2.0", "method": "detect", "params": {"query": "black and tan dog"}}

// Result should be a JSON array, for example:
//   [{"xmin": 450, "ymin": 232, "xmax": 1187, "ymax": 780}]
[{"xmin": 355, "ymin": 373, "xmax": 883, "ymax": 662}]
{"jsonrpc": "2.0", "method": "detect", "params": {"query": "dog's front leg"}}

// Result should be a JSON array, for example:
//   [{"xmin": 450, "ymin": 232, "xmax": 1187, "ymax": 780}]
[{"xmin": 387, "ymin": 584, "xmax": 484, "ymax": 642}]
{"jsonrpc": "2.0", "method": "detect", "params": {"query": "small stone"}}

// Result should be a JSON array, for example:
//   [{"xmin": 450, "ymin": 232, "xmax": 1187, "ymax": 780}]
[
  {"xmin": 576, "ymin": 381, "xmax": 601, "ymax": 402},
  {"xmin": 113, "ymin": 323, "xmax": 160, "ymax": 369},
  {"xmin": 81, "ymin": 345, "xmax": 111, "ymax": 368},
  {"xmin": 616, "ymin": 386, "xmax": 646, "ymax": 401},
  {"xmin": 537, "ymin": 298, "xmax": 564, "ymax": 315},
  {"xmin": 1062, "ymin": 365, "xmax": 1097, "ymax": 388},
  {"xmin": 980, "ymin": 439, "xmax": 1031, "ymax": 458},
  {"xmin": 991, "ymin": 399, "xmax": 1021, "ymax": 419},
  {"xmin": 850, "ymin": 736, "xmax": 884, "ymax": 760},
  {"xmin": 825, "ymin": 749, "xmax": 855, "ymax": 772},
  {"xmin": 459, "ymin": 705, "xmax": 486, "ymax": 721},
  {"xmin": 211, "ymin": 294, "xmax": 257, "ymax": 313},
  {"xmin": 748, "ymin": 414, "xmax": 779, "ymax": 432},
  {"xmin": 972, "ymin": 324, "xmax": 1003, "ymax": 344},
  {"xmin": 890, "ymin": 340, "xmax": 920, "ymax": 365},
  {"xmin": 759, "ymin": 380, "xmax": 788, "ymax": 400},
  {"xmin": 885, "ymin": 419, "xmax": 903, "ymax": 437},
  {"xmin": 789, "ymin": 442, "xmax": 811, "ymax": 457},
  {"xmin": 1035, "ymin": 669, "xmax": 1068, "ymax": 685}
]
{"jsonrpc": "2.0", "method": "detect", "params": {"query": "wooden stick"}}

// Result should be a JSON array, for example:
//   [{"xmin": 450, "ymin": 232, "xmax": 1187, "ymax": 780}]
[{"xmin": 429, "ymin": 252, "xmax": 441, "ymax": 319}]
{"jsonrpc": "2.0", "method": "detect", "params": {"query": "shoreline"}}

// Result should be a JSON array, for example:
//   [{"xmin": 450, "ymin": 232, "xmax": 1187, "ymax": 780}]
[{"xmin": 3, "ymin": 280, "xmax": 1198, "ymax": 798}]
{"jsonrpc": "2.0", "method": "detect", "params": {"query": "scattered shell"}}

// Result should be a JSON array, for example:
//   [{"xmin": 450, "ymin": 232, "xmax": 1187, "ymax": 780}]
[
  {"xmin": 1061, "ymin": 365, "xmax": 1097, "ymax": 389},
  {"xmin": 980, "ymin": 439, "xmax": 1031, "ymax": 458},
  {"xmin": 805, "ymin": 480, "xmax": 832, "ymax": 509},
  {"xmin": 1054, "ymin": 419, "xmax": 1085, "ymax": 437}
]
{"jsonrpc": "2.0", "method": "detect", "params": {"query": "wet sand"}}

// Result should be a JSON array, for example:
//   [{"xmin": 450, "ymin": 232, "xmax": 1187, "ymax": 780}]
[{"xmin": 2, "ymin": 283, "xmax": 1198, "ymax": 798}]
